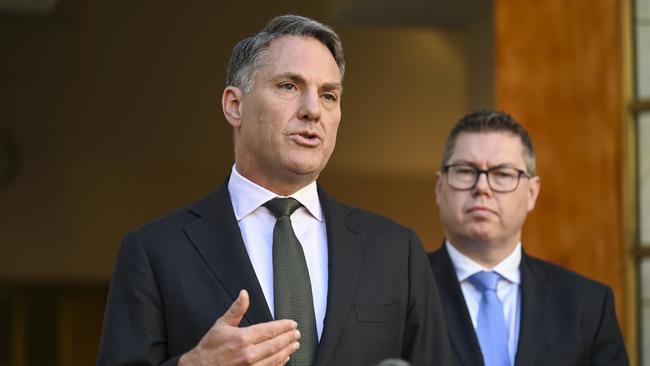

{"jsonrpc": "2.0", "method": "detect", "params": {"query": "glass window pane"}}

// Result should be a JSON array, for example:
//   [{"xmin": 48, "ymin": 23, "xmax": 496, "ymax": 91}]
[
  {"xmin": 640, "ymin": 112, "xmax": 650, "ymax": 245},
  {"xmin": 636, "ymin": 0, "xmax": 650, "ymax": 98}
]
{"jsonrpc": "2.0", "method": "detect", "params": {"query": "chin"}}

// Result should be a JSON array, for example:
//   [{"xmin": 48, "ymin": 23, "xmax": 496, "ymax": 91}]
[
  {"xmin": 287, "ymin": 159, "xmax": 326, "ymax": 176},
  {"xmin": 279, "ymin": 167, "xmax": 317, "ymax": 185},
  {"xmin": 466, "ymin": 228, "xmax": 496, "ymax": 243}
]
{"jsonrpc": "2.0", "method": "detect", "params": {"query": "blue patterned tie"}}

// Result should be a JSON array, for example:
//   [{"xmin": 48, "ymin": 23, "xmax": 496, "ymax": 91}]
[{"xmin": 469, "ymin": 271, "xmax": 510, "ymax": 366}]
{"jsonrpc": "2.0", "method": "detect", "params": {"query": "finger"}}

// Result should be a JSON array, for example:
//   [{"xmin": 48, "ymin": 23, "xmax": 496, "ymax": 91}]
[
  {"xmin": 216, "ymin": 289, "xmax": 249, "ymax": 327},
  {"xmin": 253, "ymin": 339, "xmax": 300, "ymax": 366},
  {"xmin": 253, "ymin": 328, "xmax": 301, "ymax": 358},
  {"xmin": 242, "ymin": 318, "xmax": 298, "ymax": 344}
]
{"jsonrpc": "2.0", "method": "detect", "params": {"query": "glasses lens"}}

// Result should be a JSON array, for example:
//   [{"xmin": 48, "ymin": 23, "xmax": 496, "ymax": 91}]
[
  {"xmin": 446, "ymin": 165, "xmax": 524, "ymax": 192},
  {"xmin": 488, "ymin": 167, "xmax": 520, "ymax": 192},
  {"xmin": 447, "ymin": 165, "xmax": 477, "ymax": 189}
]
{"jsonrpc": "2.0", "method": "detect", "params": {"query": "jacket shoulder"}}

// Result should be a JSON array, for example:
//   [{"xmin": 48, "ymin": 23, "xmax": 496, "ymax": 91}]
[
  {"xmin": 124, "ymin": 187, "xmax": 228, "ymax": 248},
  {"xmin": 525, "ymin": 255, "xmax": 612, "ymax": 294},
  {"xmin": 333, "ymin": 198, "xmax": 415, "ymax": 239}
]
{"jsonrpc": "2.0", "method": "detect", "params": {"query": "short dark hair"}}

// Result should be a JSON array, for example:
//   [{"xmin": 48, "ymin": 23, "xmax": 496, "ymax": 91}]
[
  {"xmin": 441, "ymin": 110, "xmax": 536, "ymax": 175},
  {"xmin": 226, "ymin": 14, "xmax": 345, "ymax": 93}
]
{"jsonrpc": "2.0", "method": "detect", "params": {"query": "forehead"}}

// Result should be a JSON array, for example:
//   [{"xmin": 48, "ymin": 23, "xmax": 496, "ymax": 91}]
[
  {"xmin": 258, "ymin": 35, "xmax": 341, "ymax": 83},
  {"xmin": 450, "ymin": 132, "xmax": 526, "ymax": 166}
]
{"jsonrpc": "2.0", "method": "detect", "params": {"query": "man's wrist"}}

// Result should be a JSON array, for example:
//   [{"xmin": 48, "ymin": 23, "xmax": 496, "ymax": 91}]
[{"xmin": 178, "ymin": 349, "xmax": 199, "ymax": 366}]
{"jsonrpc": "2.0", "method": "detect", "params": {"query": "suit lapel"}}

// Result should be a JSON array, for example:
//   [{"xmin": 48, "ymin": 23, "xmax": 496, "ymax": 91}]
[
  {"xmin": 513, "ymin": 253, "xmax": 550, "ymax": 366},
  {"xmin": 183, "ymin": 183, "xmax": 273, "ymax": 326},
  {"xmin": 430, "ymin": 246, "xmax": 484, "ymax": 366},
  {"xmin": 312, "ymin": 186, "xmax": 367, "ymax": 366}
]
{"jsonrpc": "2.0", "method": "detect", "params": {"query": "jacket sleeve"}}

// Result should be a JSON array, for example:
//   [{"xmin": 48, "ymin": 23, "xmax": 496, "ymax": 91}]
[
  {"xmin": 589, "ymin": 286, "xmax": 629, "ymax": 366},
  {"xmin": 401, "ymin": 229, "xmax": 454, "ymax": 365},
  {"xmin": 96, "ymin": 232, "xmax": 177, "ymax": 366}
]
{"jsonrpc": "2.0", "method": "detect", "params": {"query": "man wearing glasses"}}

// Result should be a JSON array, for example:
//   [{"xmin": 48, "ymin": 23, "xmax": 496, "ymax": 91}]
[{"xmin": 428, "ymin": 110, "xmax": 628, "ymax": 365}]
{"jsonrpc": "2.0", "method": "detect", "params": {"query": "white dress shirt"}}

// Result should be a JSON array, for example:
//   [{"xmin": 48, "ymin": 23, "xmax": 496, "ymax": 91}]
[
  {"xmin": 446, "ymin": 241, "xmax": 521, "ymax": 365},
  {"xmin": 227, "ymin": 165, "xmax": 328, "ymax": 339}
]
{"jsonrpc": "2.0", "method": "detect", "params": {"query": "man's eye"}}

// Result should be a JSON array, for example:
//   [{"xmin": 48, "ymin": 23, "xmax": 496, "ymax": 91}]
[
  {"xmin": 323, "ymin": 93, "xmax": 338, "ymax": 102},
  {"xmin": 280, "ymin": 83, "xmax": 295, "ymax": 91},
  {"xmin": 455, "ymin": 168, "xmax": 476, "ymax": 175},
  {"xmin": 493, "ymin": 169, "xmax": 516, "ymax": 178}
]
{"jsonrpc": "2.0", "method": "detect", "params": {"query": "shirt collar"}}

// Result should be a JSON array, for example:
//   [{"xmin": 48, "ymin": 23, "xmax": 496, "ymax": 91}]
[
  {"xmin": 227, "ymin": 164, "xmax": 323, "ymax": 222},
  {"xmin": 445, "ymin": 240, "xmax": 521, "ymax": 284}
]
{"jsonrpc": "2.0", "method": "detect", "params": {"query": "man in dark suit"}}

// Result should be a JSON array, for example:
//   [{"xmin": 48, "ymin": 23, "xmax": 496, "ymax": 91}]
[
  {"xmin": 428, "ymin": 110, "xmax": 628, "ymax": 366},
  {"xmin": 97, "ymin": 15, "xmax": 452, "ymax": 366}
]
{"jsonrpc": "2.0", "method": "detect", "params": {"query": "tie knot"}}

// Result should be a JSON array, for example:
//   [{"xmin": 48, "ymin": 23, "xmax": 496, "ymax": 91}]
[
  {"xmin": 264, "ymin": 197, "xmax": 302, "ymax": 219},
  {"xmin": 469, "ymin": 271, "xmax": 500, "ymax": 292}
]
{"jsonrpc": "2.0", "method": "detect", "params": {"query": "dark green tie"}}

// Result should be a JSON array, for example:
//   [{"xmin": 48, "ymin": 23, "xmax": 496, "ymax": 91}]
[{"xmin": 264, "ymin": 197, "xmax": 317, "ymax": 366}]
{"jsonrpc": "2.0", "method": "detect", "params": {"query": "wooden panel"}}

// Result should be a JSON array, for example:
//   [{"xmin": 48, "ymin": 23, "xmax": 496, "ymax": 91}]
[
  {"xmin": 57, "ymin": 289, "xmax": 106, "ymax": 366},
  {"xmin": 495, "ymin": 0, "xmax": 627, "ymax": 338}
]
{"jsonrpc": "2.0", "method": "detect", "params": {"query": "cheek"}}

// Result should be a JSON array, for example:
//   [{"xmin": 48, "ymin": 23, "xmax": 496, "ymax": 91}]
[
  {"xmin": 437, "ymin": 196, "xmax": 465, "ymax": 232},
  {"xmin": 326, "ymin": 111, "xmax": 340, "ymax": 132},
  {"xmin": 438, "ymin": 191, "xmax": 464, "ymax": 218},
  {"xmin": 500, "ymin": 196, "xmax": 529, "ymax": 224},
  {"xmin": 256, "ymin": 113, "xmax": 283, "ymax": 141},
  {"xmin": 328, "ymin": 125, "xmax": 339, "ymax": 148},
  {"xmin": 323, "ymin": 118, "xmax": 340, "ymax": 149}
]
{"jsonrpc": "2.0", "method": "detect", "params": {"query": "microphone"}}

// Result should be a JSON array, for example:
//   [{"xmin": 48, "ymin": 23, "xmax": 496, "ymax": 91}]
[{"xmin": 375, "ymin": 359, "xmax": 412, "ymax": 366}]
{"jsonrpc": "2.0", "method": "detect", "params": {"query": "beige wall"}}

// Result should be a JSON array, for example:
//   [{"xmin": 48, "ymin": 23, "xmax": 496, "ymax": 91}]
[{"xmin": 0, "ymin": 1, "xmax": 475, "ymax": 281}]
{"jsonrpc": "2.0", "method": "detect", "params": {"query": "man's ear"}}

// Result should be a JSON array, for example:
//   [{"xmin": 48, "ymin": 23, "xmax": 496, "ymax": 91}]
[
  {"xmin": 222, "ymin": 86, "xmax": 243, "ymax": 128},
  {"xmin": 527, "ymin": 175, "xmax": 541, "ymax": 212},
  {"xmin": 435, "ymin": 171, "xmax": 443, "ymax": 206}
]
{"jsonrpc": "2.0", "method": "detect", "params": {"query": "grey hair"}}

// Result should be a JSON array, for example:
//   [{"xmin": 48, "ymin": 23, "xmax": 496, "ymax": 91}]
[
  {"xmin": 441, "ymin": 110, "xmax": 537, "ymax": 175},
  {"xmin": 225, "ymin": 14, "xmax": 345, "ymax": 93}
]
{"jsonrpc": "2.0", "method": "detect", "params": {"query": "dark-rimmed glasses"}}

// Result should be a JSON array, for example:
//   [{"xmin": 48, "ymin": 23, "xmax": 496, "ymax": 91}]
[{"xmin": 443, "ymin": 164, "xmax": 532, "ymax": 193}]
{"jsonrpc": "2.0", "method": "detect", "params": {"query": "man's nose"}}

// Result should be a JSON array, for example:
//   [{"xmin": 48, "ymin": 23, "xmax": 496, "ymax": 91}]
[
  {"xmin": 298, "ymin": 90, "xmax": 321, "ymax": 121},
  {"xmin": 473, "ymin": 171, "xmax": 492, "ymax": 195}
]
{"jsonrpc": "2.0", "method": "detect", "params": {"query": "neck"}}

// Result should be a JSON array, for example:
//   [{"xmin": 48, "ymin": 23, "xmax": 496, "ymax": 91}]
[
  {"xmin": 234, "ymin": 163, "xmax": 316, "ymax": 196},
  {"xmin": 446, "ymin": 235, "xmax": 519, "ymax": 268}
]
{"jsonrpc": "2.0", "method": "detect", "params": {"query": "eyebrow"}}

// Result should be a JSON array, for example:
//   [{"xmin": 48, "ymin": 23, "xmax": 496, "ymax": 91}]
[
  {"xmin": 448, "ymin": 160, "xmax": 522, "ymax": 169},
  {"xmin": 274, "ymin": 72, "xmax": 343, "ymax": 93}
]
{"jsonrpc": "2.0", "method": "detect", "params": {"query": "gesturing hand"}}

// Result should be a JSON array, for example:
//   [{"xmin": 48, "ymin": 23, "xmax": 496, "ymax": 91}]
[{"xmin": 179, "ymin": 290, "xmax": 301, "ymax": 366}]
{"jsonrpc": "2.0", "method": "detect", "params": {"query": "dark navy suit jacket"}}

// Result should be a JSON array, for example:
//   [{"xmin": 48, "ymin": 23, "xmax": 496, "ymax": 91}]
[
  {"xmin": 428, "ymin": 245, "xmax": 628, "ymax": 366},
  {"xmin": 97, "ymin": 183, "xmax": 453, "ymax": 365}
]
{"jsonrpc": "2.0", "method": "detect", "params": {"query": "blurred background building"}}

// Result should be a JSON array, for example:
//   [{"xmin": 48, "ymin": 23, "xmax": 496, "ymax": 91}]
[{"xmin": 0, "ymin": 0, "xmax": 647, "ymax": 364}]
